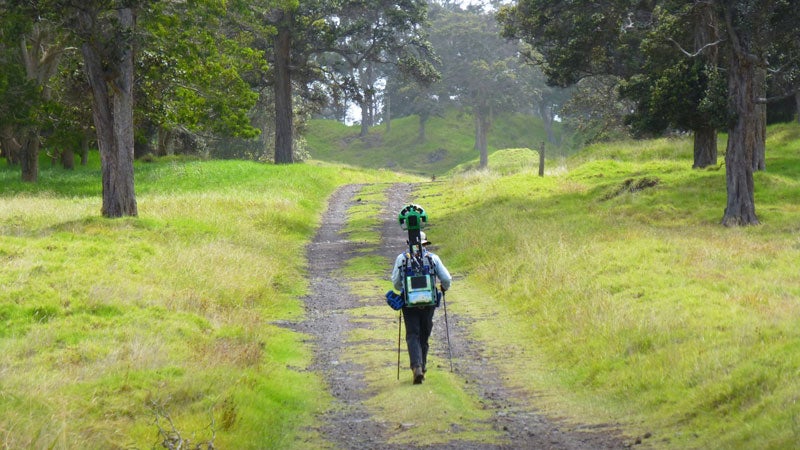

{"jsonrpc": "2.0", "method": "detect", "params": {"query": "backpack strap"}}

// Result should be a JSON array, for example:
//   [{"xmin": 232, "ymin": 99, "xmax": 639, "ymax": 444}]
[{"xmin": 425, "ymin": 254, "xmax": 437, "ymax": 283}]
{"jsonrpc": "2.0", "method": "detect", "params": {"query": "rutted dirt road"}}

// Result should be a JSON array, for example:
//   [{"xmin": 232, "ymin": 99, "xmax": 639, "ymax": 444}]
[{"xmin": 295, "ymin": 182, "xmax": 630, "ymax": 449}]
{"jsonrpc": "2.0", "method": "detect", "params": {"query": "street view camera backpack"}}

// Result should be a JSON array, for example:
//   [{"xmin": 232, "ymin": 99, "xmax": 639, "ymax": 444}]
[{"xmin": 398, "ymin": 204, "xmax": 437, "ymax": 307}]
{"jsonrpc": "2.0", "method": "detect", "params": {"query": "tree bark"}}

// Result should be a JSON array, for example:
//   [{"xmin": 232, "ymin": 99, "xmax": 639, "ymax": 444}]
[
  {"xmin": 692, "ymin": 1, "xmax": 719, "ymax": 170},
  {"xmin": 157, "ymin": 127, "xmax": 171, "ymax": 156},
  {"xmin": 360, "ymin": 99, "xmax": 370, "ymax": 137},
  {"xmin": 20, "ymin": 136, "xmax": 39, "ymax": 182},
  {"xmin": 721, "ymin": 52, "xmax": 759, "ymax": 226},
  {"xmin": 692, "ymin": 126, "xmax": 717, "ymax": 168},
  {"xmin": 538, "ymin": 141, "xmax": 545, "ymax": 177},
  {"xmin": 1, "ymin": 125, "xmax": 22, "ymax": 166},
  {"xmin": 18, "ymin": 23, "xmax": 63, "ymax": 183},
  {"xmin": 475, "ymin": 110, "xmax": 490, "ymax": 169},
  {"xmin": 359, "ymin": 64, "xmax": 376, "ymax": 138},
  {"xmin": 274, "ymin": 12, "xmax": 294, "ymax": 164},
  {"xmin": 80, "ymin": 7, "xmax": 138, "ymax": 218},
  {"xmin": 61, "ymin": 147, "xmax": 75, "ymax": 170},
  {"xmin": 752, "ymin": 66, "xmax": 766, "ymax": 171},
  {"xmin": 796, "ymin": 91, "xmax": 800, "ymax": 124},
  {"xmin": 542, "ymin": 107, "xmax": 555, "ymax": 144},
  {"xmin": 384, "ymin": 95, "xmax": 392, "ymax": 132}
]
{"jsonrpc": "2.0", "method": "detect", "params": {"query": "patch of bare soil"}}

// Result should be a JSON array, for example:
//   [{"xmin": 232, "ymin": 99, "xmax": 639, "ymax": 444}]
[{"xmin": 294, "ymin": 183, "xmax": 634, "ymax": 449}]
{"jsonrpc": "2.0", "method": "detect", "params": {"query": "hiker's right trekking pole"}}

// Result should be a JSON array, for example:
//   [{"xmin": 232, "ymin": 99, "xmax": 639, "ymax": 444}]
[
  {"xmin": 441, "ymin": 289, "xmax": 453, "ymax": 372},
  {"xmin": 397, "ymin": 309, "xmax": 403, "ymax": 380}
]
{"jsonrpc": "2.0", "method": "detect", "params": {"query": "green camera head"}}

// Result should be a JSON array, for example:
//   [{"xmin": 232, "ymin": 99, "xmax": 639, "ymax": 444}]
[{"xmin": 398, "ymin": 204, "xmax": 427, "ymax": 231}]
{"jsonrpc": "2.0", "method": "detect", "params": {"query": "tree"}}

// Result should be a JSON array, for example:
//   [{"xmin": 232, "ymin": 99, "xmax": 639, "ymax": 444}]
[
  {"xmin": 619, "ymin": 1, "xmax": 727, "ymax": 168},
  {"xmin": 429, "ymin": 3, "xmax": 525, "ymax": 168},
  {"xmin": 270, "ymin": 6, "xmax": 296, "ymax": 164},
  {"xmin": 71, "ymin": 1, "xmax": 141, "ymax": 217},
  {"xmin": 321, "ymin": 0, "xmax": 439, "ymax": 137},
  {"xmin": 498, "ymin": 0, "xmax": 800, "ymax": 226},
  {"xmin": 497, "ymin": 1, "xmax": 726, "ymax": 166},
  {"xmin": 560, "ymin": 75, "xmax": 633, "ymax": 144},
  {"xmin": 138, "ymin": 1, "xmax": 262, "ymax": 158},
  {"xmin": 386, "ymin": 71, "xmax": 445, "ymax": 142},
  {"xmin": 0, "ymin": 6, "xmax": 36, "ymax": 167},
  {"xmin": 260, "ymin": 0, "xmax": 335, "ymax": 164},
  {"xmin": 0, "ymin": 1, "xmax": 69, "ymax": 181}
]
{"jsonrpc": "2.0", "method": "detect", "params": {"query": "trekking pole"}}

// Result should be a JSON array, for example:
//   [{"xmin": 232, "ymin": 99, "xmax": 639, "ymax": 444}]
[
  {"xmin": 397, "ymin": 309, "xmax": 403, "ymax": 380},
  {"xmin": 441, "ymin": 290, "xmax": 453, "ymax": 372}
]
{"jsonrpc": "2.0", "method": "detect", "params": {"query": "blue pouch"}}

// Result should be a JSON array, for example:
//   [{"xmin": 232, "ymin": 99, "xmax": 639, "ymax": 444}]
[{"xmin": 385, "ymin": 290, "xmax": 404, "ymax": 310}]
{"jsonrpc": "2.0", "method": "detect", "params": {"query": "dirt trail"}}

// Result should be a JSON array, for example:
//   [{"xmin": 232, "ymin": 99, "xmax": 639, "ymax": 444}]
[{"xmin": 296, "ymin": 183, "xmax": 629, "ymax": 449}]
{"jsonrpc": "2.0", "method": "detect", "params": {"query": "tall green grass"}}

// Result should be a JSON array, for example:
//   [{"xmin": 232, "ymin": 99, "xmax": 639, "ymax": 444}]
[
  {"xmin": 0, "ymin": 155, "xmax": 405, "ymax": 448},
  {"xmin": 416, "ymin": 123, "xmax": 800, "ymax": 448},
  {"xmin": 4, "ymin": 117, "xmax": 799, "ymax": 448}
]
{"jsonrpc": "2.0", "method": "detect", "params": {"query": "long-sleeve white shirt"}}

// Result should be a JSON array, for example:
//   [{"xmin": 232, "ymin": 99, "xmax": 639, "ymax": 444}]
[{"xmin": 391, "ymin": 249, "xmax": 452, "ymax": 292}]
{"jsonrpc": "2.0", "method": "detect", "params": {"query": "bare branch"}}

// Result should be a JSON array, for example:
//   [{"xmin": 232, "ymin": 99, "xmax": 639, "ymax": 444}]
[
  {"xmin": 757, "ymin": 88, "xmax": 800, "ymax": 104},
  {"xmin": 668, "ymin": 37, "xmax": 725, "ymax": 58}
]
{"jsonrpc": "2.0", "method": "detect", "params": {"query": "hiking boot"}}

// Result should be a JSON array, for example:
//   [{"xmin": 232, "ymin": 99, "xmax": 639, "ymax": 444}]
[{"xmin": 413, "ymin": 366, "xmax": 424, "ymax": 384}]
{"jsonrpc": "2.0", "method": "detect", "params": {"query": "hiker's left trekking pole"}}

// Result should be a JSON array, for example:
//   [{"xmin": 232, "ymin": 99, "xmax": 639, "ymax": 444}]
[
  {"xmin": 442, "ymin": 289, "xmax": 453, "ymax": 372},
  {"xmin": 397, "ymin": 309, "xmax": 403, "ymax": 380}
]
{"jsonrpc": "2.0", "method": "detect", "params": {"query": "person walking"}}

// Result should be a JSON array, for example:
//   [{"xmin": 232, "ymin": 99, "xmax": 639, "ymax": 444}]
[{"xmin": 391, "ymin": 231, "xmax": 452, "ymax": 384}]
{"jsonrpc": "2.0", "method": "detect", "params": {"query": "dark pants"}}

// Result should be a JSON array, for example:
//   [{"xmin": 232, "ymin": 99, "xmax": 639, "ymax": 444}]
[{"xmin": 402, "ymin": 306, "xmax": 435, "ymax": 371}]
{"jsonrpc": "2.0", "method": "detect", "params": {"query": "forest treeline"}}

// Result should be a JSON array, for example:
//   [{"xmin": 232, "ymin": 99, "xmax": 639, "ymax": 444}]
[{"xmin": 1, "ymin": 1, "xmax": 799, "ymax": 224}]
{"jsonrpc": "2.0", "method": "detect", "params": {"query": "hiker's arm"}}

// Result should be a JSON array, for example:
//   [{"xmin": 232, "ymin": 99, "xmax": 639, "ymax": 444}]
[
  {"xmin": 391, "ymin": 254, "xmax": 405, "ymax": 291},
  {"xmin": 432, "ymin": 254, "xmax": 452, "ymax": 291}
]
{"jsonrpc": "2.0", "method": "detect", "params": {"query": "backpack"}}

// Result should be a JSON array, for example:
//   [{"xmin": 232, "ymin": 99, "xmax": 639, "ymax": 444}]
[{"xmin": 401, "ymin": 251, "xmax": 438, "ymax": 307}]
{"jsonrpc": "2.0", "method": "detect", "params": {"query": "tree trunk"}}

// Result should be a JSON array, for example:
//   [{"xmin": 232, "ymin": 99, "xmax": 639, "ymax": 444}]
[
  {"xmin": 157, "ymin": 127, "xmax": 171, "ymax": 156},
  {"xmin": 1, "ymin": 125, "xmax": 22, "ymax": 166},
  {"xmin": 80, "ymin": 130, "xmax": 90, "ymax": 166},
  {"xmin": 20, "ymin": 136, "xmax": 39, "ymax": 182},
  {"xmin": 384, "ymin": 95, "xmax": 391, "ymax": 132},
  {"xmin": 474, "ymin": 115, "xmax": 480, "ymax": 151},
  {"xmin": 538, "ymin": 141, "xmax": 545, "ymax": 177},
  {"xmin": 692, "ymin": 1, "xmax": 719, "ymax": 170},
  {"xmin": 418, "ymin": 116, "xmax": 426, "ymax": 142},
  {"xmin": 359, "ymin": 65, "xmax": 374, "ymax": 137},
  {"xmin": 796, "ymin": 91, "xmax": 800, "ymax": 124},
  {"xmin": 721, "ymin": 53, "xmax": 759, "ymax": 226},
  {"xmin": 692, "ymin": 126, "xmax": 717, "ymax": 168},
  {"xmin": 80, "ymin": 8, "xmax": 138, "ymax": 218},
  {"xmin": 19, "ymin": 23, "xmax": 63, "ymax": 183},
  {"xmin": 274, "ymin": 14, "xmax": 294, "ymax": 164},
  {"xmin": 61, "ymin": 147, "xmax": 75, "ymax": 170},
  {"xmin": 543, "ymin": 110, "xmax": 555, "ymax": 144},
  {"xmin": 752, "ymin": 66, "xmax": 766, "ymax": 171},
  {"xmin": 475, "ymin": 110, "xmax": 490, "ymax": 169},
  {"xmin": 360, "ymin": 99, "xmax": 370, "ymax": 137}
]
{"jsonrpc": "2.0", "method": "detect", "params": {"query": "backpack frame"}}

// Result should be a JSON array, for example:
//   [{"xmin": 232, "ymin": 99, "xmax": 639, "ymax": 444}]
[{"xmin": 402, "ymin": 252, "xmax": 438, "ymax": 307}]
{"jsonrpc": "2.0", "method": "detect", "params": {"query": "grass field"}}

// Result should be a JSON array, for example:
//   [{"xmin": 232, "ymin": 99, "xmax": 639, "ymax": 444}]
[
  {"xmin": 2, "ymin": 117, "xmax": 799, "ymax": 448},
  {"xmin": 413, "ymin": 122, "xmax": 800, "ymax": 448},
  {"xmin": 0, "ymin": 155, "xmax": 411, "ymax": 448}
]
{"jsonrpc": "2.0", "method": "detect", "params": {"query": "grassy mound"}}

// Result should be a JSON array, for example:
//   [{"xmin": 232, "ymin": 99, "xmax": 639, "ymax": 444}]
[{"xmin": 306, "ymin": 109, "xmax": 564, "ymax": 176}]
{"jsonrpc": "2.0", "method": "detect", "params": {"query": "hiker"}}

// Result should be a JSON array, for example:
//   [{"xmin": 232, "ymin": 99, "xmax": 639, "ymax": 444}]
[{"xmin": 391, "ymin": 231, "xmax": 452, "ymax": 384}]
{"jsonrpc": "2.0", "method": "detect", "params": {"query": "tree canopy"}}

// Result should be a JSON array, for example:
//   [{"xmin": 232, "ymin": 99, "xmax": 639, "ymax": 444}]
[
  {"xmin": 499, "ymin": 0, "xmax": 800, "ymax": 226},
  {"xmin": 1, "ymin": 0, "xmax": 799, "ymax": 225}
]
